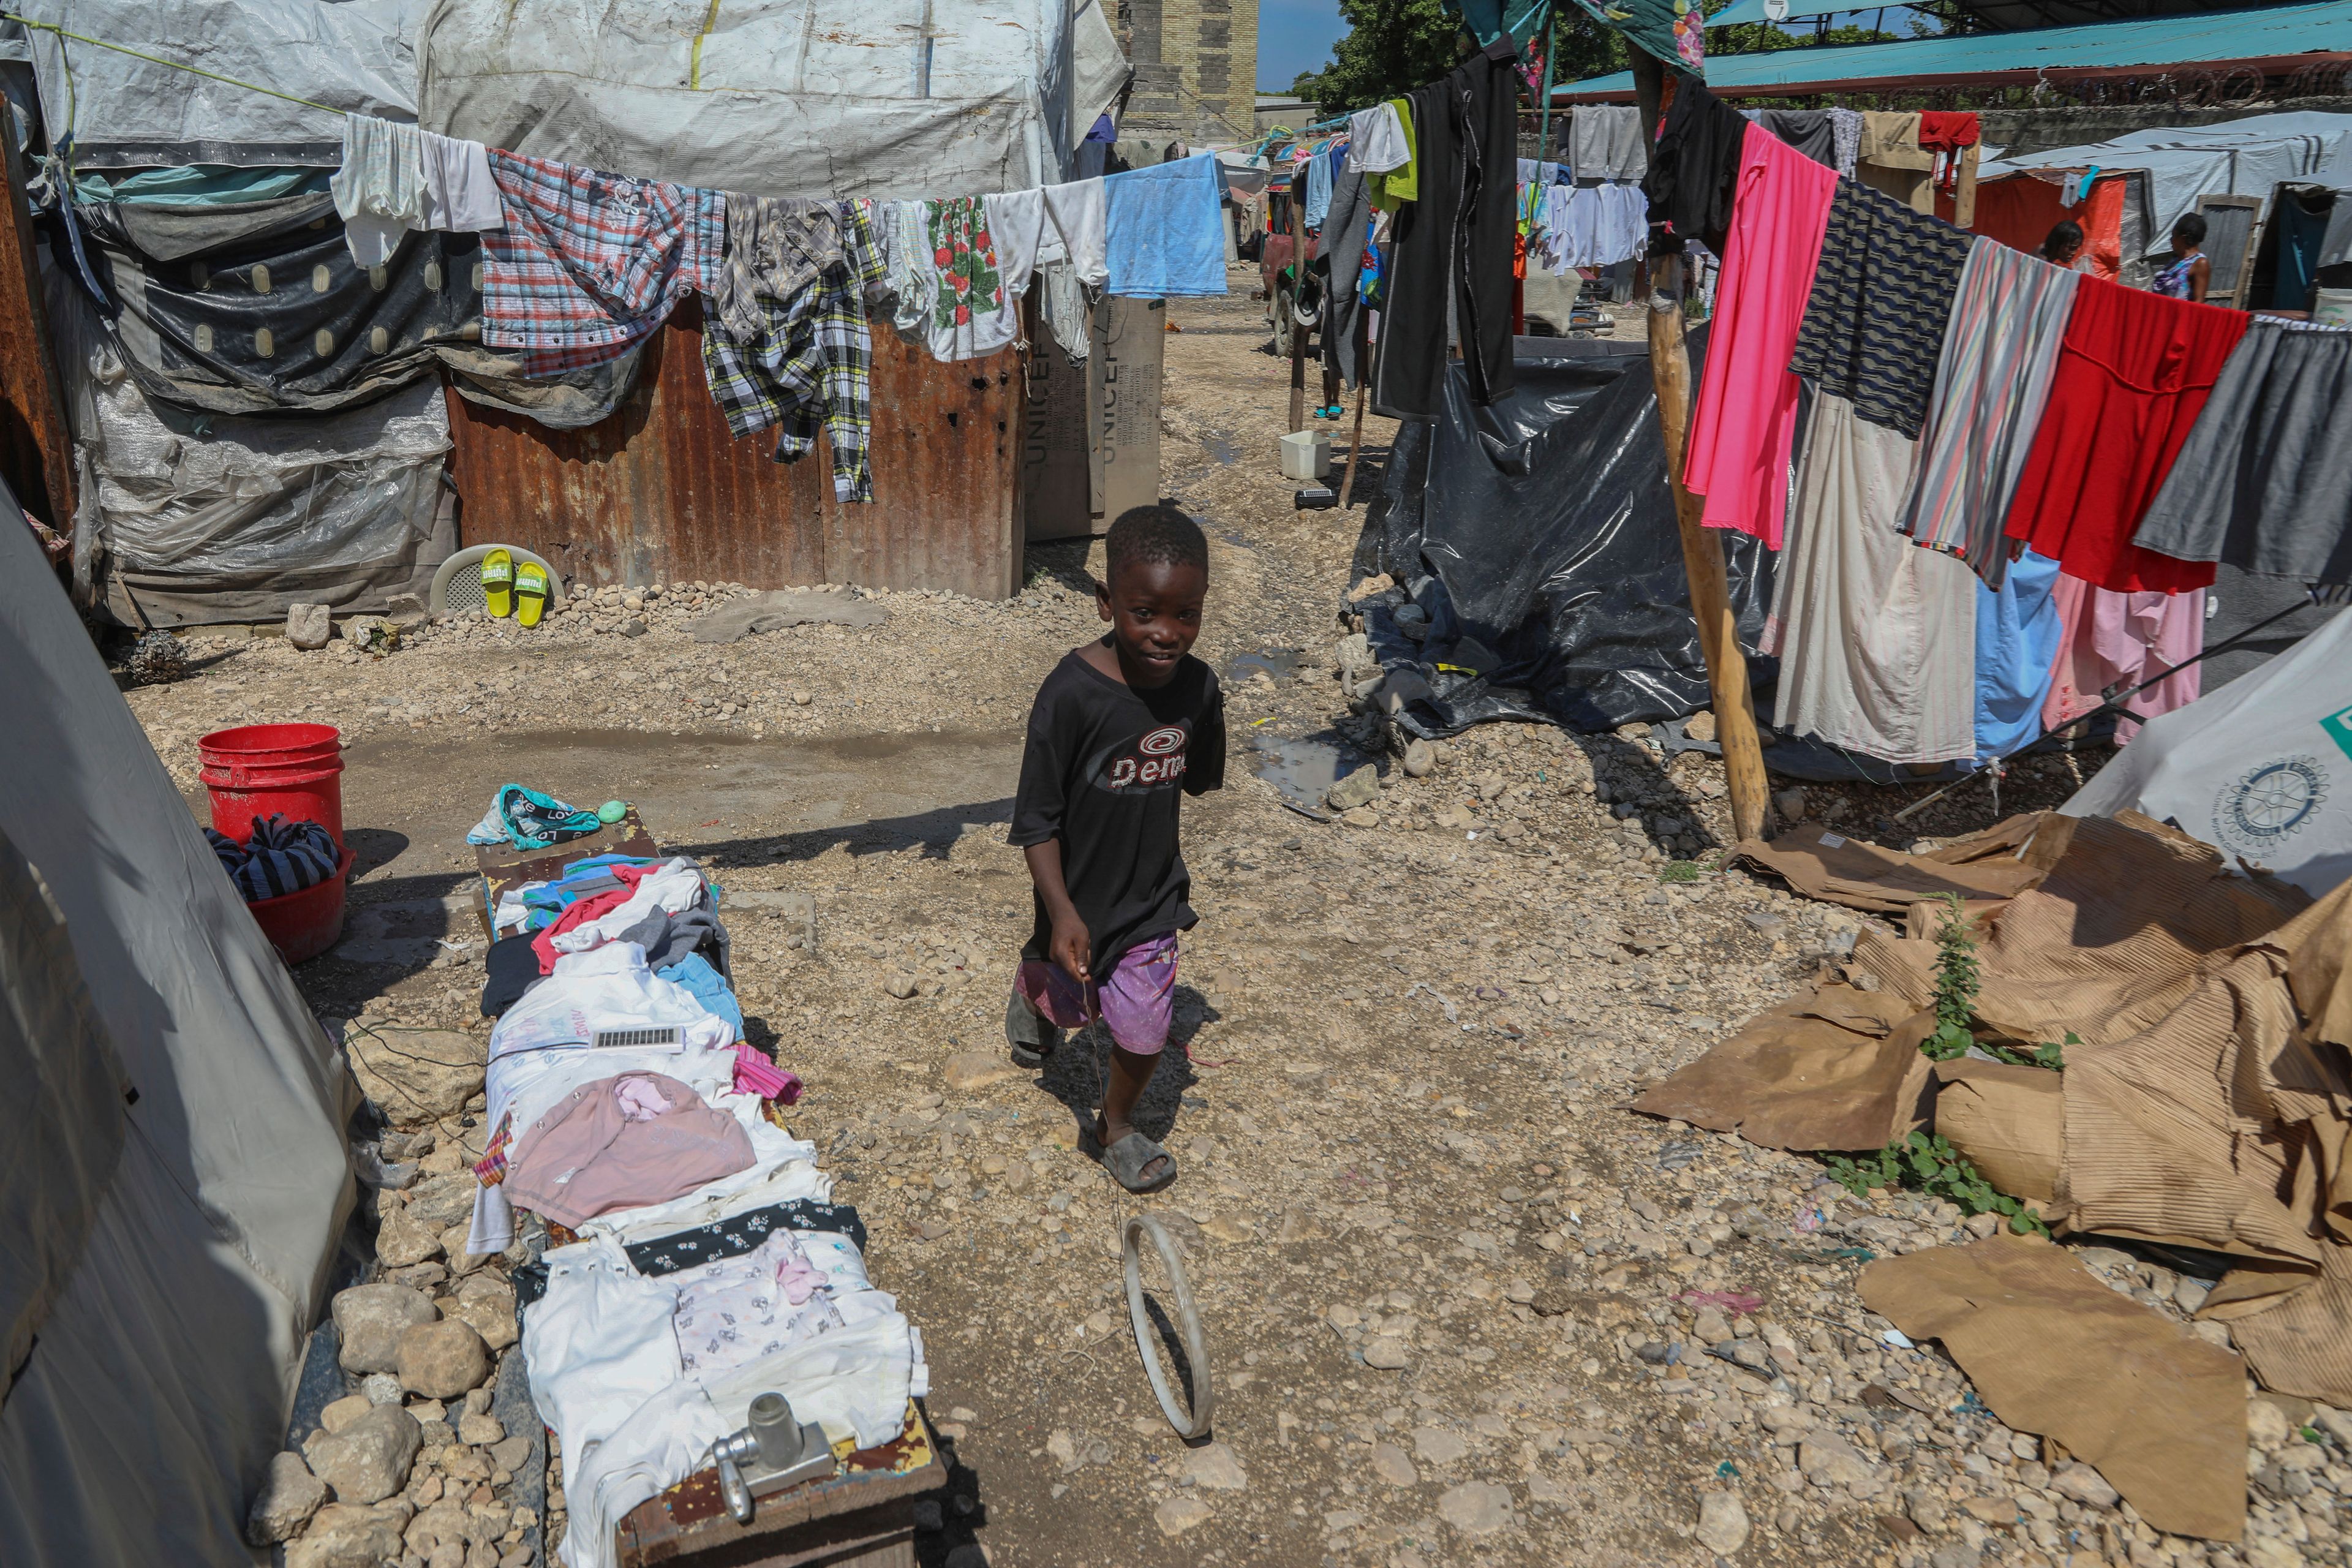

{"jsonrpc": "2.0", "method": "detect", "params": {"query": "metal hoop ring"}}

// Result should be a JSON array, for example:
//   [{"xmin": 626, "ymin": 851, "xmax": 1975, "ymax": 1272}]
[{"xmin": 1121, "ymin": 1214, "xmax": 1214, "ymax": 1440}]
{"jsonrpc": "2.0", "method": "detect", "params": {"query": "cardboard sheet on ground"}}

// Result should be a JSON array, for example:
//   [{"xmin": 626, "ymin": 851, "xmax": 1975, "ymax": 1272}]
[
  {"xmin": 1631, "ymin": 984, "xmax": 1934, "ymax": 1152},
  {"xmin": 1730, "ymin": 817, "xmax": 2054, "ymax": 914},
  {"xmin": 1860, "ymin": 1234, "xmax": 2247, "ymax": 1541},
  {"xmin": 1931, "ymin": 1060, "xmax": 2061, "ymax": 1204}
]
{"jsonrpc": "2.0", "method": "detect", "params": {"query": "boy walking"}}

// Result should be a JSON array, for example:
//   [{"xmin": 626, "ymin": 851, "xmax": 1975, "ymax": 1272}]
[{"xmin": 1006, "ymin": 506, "xmax": 1225, "ymax": 1194}]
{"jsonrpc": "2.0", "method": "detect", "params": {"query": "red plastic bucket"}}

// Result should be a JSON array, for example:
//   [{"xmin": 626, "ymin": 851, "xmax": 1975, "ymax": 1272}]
[
  {"xmin": 198, "ymin": 723, "xmax": 345, "ymax": 850},
  {"xmin": 247, "ymin": 848, "xmax": 355, "ymax": 966}
]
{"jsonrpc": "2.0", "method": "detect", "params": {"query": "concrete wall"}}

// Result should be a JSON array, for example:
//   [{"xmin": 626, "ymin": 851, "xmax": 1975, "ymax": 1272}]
[
  {"xmin": 1982, "ymin": 95, "xmax": 2352, "ymax": 159},
  {"xmin": 1119, "ymin": 0, "xmax": 1261, "ymax": 143}
]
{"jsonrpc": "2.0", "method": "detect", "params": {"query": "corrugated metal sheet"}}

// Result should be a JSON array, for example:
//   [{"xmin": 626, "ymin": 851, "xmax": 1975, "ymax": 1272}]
[
  {"xmin": 1563, "ymin": 0, "xmax": 2352, "ymax": 94},
  {"xmin": 443, "ymin": 298, "xmax": 1020, "ymax": 598}
]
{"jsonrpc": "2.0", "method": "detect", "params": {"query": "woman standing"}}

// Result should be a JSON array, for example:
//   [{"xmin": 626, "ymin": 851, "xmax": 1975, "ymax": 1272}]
[{"xmin": 2154, "ymin": 213, "xmax": 2211, "ymax": 301}]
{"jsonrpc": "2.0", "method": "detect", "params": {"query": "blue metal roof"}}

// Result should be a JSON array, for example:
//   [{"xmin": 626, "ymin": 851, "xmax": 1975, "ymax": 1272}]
[
  {"xmin": 1562, "ymin": 0, "xmax": 2352, "ymax": 94},
  {"xmin": 1704, "ymin": 0, "xmax": 1922, "ymax": 28}
]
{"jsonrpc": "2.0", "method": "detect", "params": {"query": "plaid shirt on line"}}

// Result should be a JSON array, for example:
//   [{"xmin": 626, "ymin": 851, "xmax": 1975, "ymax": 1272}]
[
  {"xmin": 481, "ymin": 149, "xmax": 725, "ymax": 375},
  {"xmin": 701, "ymin": 200, "xmax": 888, "ymax": 504}
]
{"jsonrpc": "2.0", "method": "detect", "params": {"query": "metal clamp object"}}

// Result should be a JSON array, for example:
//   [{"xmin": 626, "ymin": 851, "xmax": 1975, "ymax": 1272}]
[{"xmin": 710, "ymin": 1392, "xmax": 838, "ymax": 1525}]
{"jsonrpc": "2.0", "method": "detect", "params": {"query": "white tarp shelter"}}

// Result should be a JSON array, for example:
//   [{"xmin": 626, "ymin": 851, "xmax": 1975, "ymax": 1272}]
[
  {"xmin": 418, "ymin": 0, "xmax": 1129, "ymax": 197},
  {"xmin": 0, "ymin": 480, "xmax": 355, "ymax": 1566},
  {"xmin": 1983, "ymin": 111, "xmax": 2352, "ymax": 258},
  {"xmin": 2063, "ymin": 607, "xmax": 2352, "ymax": 899}
]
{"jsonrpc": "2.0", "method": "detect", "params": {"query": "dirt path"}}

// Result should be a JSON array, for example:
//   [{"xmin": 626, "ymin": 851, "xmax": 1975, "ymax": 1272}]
[{"xmin": 127, "ymin": 270, "xmax": 2330, "ymax": 1568}]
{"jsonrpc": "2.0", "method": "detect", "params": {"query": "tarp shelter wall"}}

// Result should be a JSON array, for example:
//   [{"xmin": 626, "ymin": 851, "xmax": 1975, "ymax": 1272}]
[
  {"xmin": 1939, "ymin": 168, "xmax": 2152, "ymax": 287},
  {"xmin": 0, "ymin": 482, "xmax": 355, "ymax": 1567},
  {"xmin": 1980, "ymin": 111, "xmax": 2352, "ymax": 258},
  {"xmin": 16, "ymin": 0, "xmax": 425, "ymax": 168},
  {"xmin": 418, "ymin": 0, "xmax": 1129, "ymax": 198}
]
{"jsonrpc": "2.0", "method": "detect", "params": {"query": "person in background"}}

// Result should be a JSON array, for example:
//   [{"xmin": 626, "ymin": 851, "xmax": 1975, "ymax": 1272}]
[
  {"xmin": 1004, "ymin": 506, "xmax": 1226, "ymax": 1194},
  {"xmin": 2155, "ymin": 213, "xmax": 2211, "ymax": 301},
  {"xmin": 2041, "ymin": 220, "xmax": 2092, "ymax": 272}
]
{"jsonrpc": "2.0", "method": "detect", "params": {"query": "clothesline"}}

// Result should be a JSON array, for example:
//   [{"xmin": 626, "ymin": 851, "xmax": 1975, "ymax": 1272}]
[{"xmin": 2, "ymin": 10, "xmax": 353, "ymax": 141}]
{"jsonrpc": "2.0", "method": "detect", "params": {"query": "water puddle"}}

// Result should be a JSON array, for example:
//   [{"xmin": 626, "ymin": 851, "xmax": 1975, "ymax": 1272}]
[
  {"xmin": 1248, "ymin": 732, "xmax": 1379, "ymax": 813},
  {"xmin": 1204, "ymin": 433, "xmax": 1241, "ymax": 465},
  {"xmin": 1226, "ymin": 649, "xmax": 1302, "ymax": 683}
]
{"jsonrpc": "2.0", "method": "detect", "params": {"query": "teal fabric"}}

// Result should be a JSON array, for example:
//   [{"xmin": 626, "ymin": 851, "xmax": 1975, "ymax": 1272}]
[
  {"xmin": 72, "ymin": 165, "xmax": 334, "ymax": 208},
  {"xmin": 2274, "ymin": 190, "xmax": 2333, "ymax": 311}
]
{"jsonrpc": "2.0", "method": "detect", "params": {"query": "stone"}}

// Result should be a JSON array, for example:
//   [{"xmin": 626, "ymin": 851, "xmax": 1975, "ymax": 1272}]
[
  {"xmin": 320, "ymin": 1393, "xmax": 374, "ymax": 1434},
  {"xmin": 1276, "ymin": 1208, "xmax": 1327, "ymax": 1243},
  {"xmin": 1199, "ymin": 1215, "xmax": 1255, "ymax": 1244},
  {"xmin": 1184, "ymin": 1442, "xmax": 1247, "ymax": 1490},
  {"xmin": 1403, "ymin": 739, "xmax": 1436, "ymax": 778},
  {"xmin": 457, "ymin": 1411, "xmax": 505, "ymax": 1447},
  {"xmin": 488, "ymin": 1434, "xmax": 534, "ymax": 1475},
  {"xmin": 246, "ymin": 1450, "xmax": 330, "ymax": 1545},
  {"xmin": 942, "ymin": 1052, "xmax": 1022, "ymax": 1092},
  {"xmin": 1340, "ymin": 805, "xmax": 1379, "ymax": 828},
  {"xmin": 1798, "ymin": 1435, "xmax": 1877, "ymax": 1488},
  {"xmin": 1695, "ymin": 1490, "xmax": 1751, "ymax": 1556},
  {"xmin": 884, "ymin": 972, "xmax": 919, "ymax": 1000},
  {"xmin": 1773, "ymin": 788, "xmax": 1808, "ymax": 822},
  {"xmin": 2049, "ymin": 1462, "xmax": 2119, "ymax": 1509},
  {"xmin": 1326, "ymin": 765, "xmax": 1380, "ymax": 812},
  {"xmin": 397, "ymin": 1319, "xmax": 491, "ymax": 1399},
  {"xmin": 345, "ymin": 1025, "xmax": 486, "ymax": 1129},
  {"xmin": 374, "ymin": 1204, "xmax": 444, "ymax": 1268},
  {"xmin": 304, "ymin": 1405, "xmax": 422, "ymax": 1506},
  {"xmin": 287, "ymin": 1502, "xmax": 414, "ymax": 1568},
  {"xmin": 404, "ymin": 1174, "xmax": 478, "ymax": 1231},
  {"xmin": 361, "ymin": 1372, "xmax": 404, "ymax": 1405},
  {"xmin": 1413, "ymin": 1427, "xmax": 1469, "ymax": 1464},
  {"xmin": 1684, "ymin": 709, "xmax": 1718, "ymax": 744},
  {"xmin": 1370, "ymin": 1442, "xmax": 1419, "ymax": 1486},
  {"xmin": 447, "ymin": 1275, "xmax": 519, "ymax": 1352},
  {"xmin": 2247, "ymin": 1398, "xmax": 2294, "ymax": 1447},
  {"xmin": 1363, "ymin": 1336, "xmax": 1412, "ymax": 1370},
  {"xmin": 1693, "ymin": 1306, "xmax": 1733, "ymax": 1344},
  {"xmin": 334, "ymin": 1284, "xmax": 439, "ymax": 1374},
  {"xmin": 287, "ymin": 603, "xmax": 333, "ymax": 650},
  {"xmin": 1437, "ymin": 1480, "xmax": 1515, "ymax": 1535},
  {"xmin": 1154, "ymin": 1496, "xmax": 1212, "ymax": 1537}
]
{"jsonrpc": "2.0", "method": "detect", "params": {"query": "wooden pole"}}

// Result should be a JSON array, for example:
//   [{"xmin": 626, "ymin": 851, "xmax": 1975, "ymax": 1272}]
[
  {"xmin": 1631, "ymin": 50, "xmax": 1770, "ymax": 845},
  {"xmin": 1287, "ymin": 176, "xmax": 1309, "ymax": 433},
  {"xmin": 0, "ymin": 124, "xmax": 78, "ymax": 535}
]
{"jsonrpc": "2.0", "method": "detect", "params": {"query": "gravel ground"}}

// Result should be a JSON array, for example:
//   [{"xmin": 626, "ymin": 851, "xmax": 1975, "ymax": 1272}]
[{"xmin": 131, "ymin": 271, "xmax": 2350, "ymax": 1568}]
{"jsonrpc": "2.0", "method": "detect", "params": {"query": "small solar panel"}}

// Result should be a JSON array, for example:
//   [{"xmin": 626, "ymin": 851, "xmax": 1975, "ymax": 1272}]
[{"xmin": 592, "ymin": 1025, "xmax": 683, "ymax": 1052}]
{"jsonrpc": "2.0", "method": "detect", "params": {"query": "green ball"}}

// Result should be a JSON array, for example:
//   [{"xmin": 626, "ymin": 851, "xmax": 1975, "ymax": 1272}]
[{"xmin": 597, "ymin": 800, "xmax": 628, "ymax": 824}]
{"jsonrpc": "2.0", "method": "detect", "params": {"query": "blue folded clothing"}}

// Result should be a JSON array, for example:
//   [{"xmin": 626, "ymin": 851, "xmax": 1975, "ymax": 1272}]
[
  {"xmin": 206, "ymin": 815, "xmax": 340, "ymax": 902},
  {"xmin": 658, "ymin": 952, "xmax": 743, "ymax": 1033},
  {"xmin": 1106, "ymin": 154, "xmax": 1230, "ymax": 300},
  {"xmin": 465, "ymin": 784, "xmax": 604, "ymax": 851}
]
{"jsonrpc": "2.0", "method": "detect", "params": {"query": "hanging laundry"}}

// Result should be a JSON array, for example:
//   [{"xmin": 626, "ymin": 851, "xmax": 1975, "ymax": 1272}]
[
  {"xmin": 330, "ymin": 115, "xmax": 502, "ymax": 266},
  {"xmin": 2002, "ymin": 277, "xmax": 2247, "ymax": 594},
  {"xmin": 1375, "ymin": 43, "xmax": 1523, "ymax": 420},
  {"xmin": 1319, "ymin": 163, "xmax": 1374, "ymax": 388},
  {"xmin": 907, "ymin": 197, "xmax": 1016, "ymax": 361},
  {"xmin": 1788, "ymin": 178, "xmax": 1975, "ymax": 441},
  {"xmin": 1918, "ymin": 111, "xmax": 1983, "ymax": 226},
  {"xmin": 1568, "ymin": 104, "xmax": 1649, "ymax": 183},
  {"xmin": 1304, "ymin": 145, "xmax": 1335, "ymax": 232},
  {"xmin": 480, "ymin": 151, "xmax": 724, "ymax": 377},
  {"xmin": 1641, "ymin": 81, "xmax": 1749, "ymax": 255},
  {"xmin": 1855, "ymin": 111, "xmax": 1936, "ymax": 216},
  {"xmin": 1764, "ymin": 395, "xmax": 1979, "ymax": 765},
  {"xmin": 983, "ymin": 188, "xmax": 1055, "ymax": 301},
  {"xmin": 701, "ymin": 199, "xmax": 886, "ymax": 502},
  {"xmin": 1828, "ymin": 108, "xmax": 1864, "ymax": 178},
  {"xmin": 1040, "ymin": 176, "xmax": 1109, "ymax": 288},
  {"xmin": 1348, "ymin": 102, "xmax": 1411, "ymax": 174},
  {"xmin": 1897, "ymin": 239, "xmax": 2079, "ymax": 590},
  {"xmin": 1368, "ymin": 96, "xmax": 1419, "ymax": 213},
  {"xmin": 1683, "ymin": 121, "xmax": 1839, "ymax": 551},
  {"xmin": 1104, "ymin": 154, "xmax": 1230, "ymax": 299},
  {"xmin": 2269, "ymin": 187, "xmax": 2335, "ymax": 311},
  {"xmin": 1752, "ymin": 109, "xmax": 1838, "ymax": 171},
  {"xmin": 1974, "ymin": 550, "xmax": 2067, "ymax": 763},
  {"xmin": 2040, "ymin": 578, "xmax": 2206, "ymax": 743},
  {"xmin": 2133, "ymin": 319, "xmax": 2352, "ymax": 586}
]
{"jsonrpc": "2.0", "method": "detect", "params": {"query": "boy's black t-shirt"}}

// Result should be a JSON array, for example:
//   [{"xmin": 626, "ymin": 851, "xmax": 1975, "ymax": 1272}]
[{"xmin": 1009, "ymin": 647, "xmax": 1226, "ymax": 974}]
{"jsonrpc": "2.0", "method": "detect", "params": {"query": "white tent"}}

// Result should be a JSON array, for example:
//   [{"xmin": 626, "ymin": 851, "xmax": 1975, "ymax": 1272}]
[
  {"xmin": 418, "ymin": 0, "xmax": 1130, "ymax": 198},
  {"xmin": 0, "ymin": 488, "xmax": 354, "ymax": 1566},
  {"xmin": 2062, "ymin": 607, "xmax": 2352, "ymax": 899},
  {"xmin": 1983, "ymin": 111, "xmax": 2352, "ymax": 257}
]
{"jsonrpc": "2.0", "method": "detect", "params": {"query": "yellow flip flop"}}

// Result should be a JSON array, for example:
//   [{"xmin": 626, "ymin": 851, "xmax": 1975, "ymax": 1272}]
[
  {"xmin": 514, "ymin": 561, "xmax": 549, "ymax": 628},
  {"xmin": 480, "ymin": 548, "xmax": 514, "ymax": 619}
]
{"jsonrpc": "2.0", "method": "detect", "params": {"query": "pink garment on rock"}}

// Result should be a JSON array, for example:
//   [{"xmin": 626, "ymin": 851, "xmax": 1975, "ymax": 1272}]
[
  {"xmin": 731, "ymin": 1043, "xmax": 802, "ymax": 1104},
  {"xmin": 2038, "ymin": 575, "xmax": 2204, "ymax": 745},
  {"xmin": 1683, "ymin": 123, "xmax": 1839, "ymax": 551},
  {"xmin": 504, "ymin": 1071, "xmax": 755, "ymax": 1231}
]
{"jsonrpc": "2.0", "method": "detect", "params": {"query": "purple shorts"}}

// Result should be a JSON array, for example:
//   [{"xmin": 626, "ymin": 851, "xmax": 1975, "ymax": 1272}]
[{"xmin": 1014, "ymin": 933, "xmax": 1179, "ymax": 1055}]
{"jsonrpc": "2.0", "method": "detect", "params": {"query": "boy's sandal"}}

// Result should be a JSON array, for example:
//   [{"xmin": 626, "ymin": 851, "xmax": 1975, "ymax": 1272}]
[
  {"xmin": 480, "ymin": 548, "xmax": 514, "ymax": 619},
  {"xmin": 1087, "ymin": 1121, "xmax": 1177, "ymax": 1194},
  {"xmin": 514, "ymin": 561, "xmax": 551, "ymax": 628},
  {"xmin": 1009, "ymin": 1040, "xmax": 1054, "ymax": 1069}
]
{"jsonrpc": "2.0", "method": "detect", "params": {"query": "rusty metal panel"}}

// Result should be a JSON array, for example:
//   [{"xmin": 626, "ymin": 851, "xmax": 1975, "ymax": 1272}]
[{"xmin": 445, "ymin": 298, "xmax": 1019, "ymax": 597}]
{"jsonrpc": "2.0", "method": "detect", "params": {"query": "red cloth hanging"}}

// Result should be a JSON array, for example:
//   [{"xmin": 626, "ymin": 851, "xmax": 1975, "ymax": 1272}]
[
  {"xmin": 2000, "ymin": 276, "xmax": 2246, "ymax": 595},
  {"xmin": 1917, "ymin": 111, "xmax": 1980, "ymax": 153}
]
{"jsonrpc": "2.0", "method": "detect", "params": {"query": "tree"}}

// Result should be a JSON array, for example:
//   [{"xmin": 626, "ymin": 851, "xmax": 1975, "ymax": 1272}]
[{"xmin": 1290, "ymin": 0, "xmax": 1468, "ymax": 115}]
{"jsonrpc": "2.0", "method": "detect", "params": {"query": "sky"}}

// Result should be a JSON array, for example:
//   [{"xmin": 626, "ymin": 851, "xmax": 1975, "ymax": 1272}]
[{"xmin": 1259, "ymin": 0, "xmax": 1344, "ymax": 91}]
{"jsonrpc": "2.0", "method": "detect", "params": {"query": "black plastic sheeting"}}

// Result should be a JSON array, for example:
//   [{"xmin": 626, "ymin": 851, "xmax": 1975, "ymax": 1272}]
[{"xmin": 1351, "ymin": 328, "xmax": 1778, "ymax": 739}]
